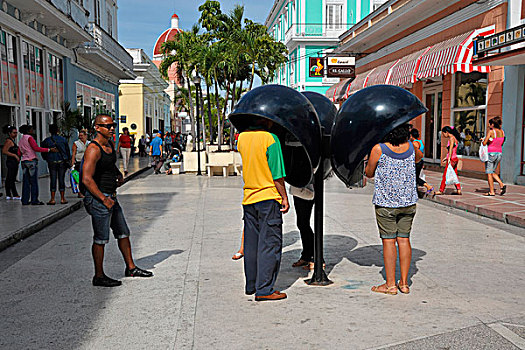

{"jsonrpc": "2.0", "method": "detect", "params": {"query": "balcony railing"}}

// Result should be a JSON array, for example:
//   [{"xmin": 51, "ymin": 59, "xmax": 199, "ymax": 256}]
[
  {"xmin": 47, "ymin": 0, "xmax": 89, "ymax": 30},
  {"xmin": 284, "ymin": 24, "xmax": 348, "ymax": 43},
  {"xmin": 85, "ymin": 22, "xmax": 133, "ymax": 71}
]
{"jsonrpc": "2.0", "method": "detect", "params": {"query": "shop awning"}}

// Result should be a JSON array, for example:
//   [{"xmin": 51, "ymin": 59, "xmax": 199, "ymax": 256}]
[
  {"xmin": 388, "ymin": 47, "xmax": 430, "ymax": 87},
  {"xmin": 325, "ymin": 78, "xmax": 353, "ymax": 102},
  {"xmin": 366, "ymin": 60, "xmax": 400, "ymax": 86},
  {"xmin": 347, "ymin": 69, "xmax": 375, "ymax": 95},
  {"xmin": 417, "ymin": 28, "xmax": 495, "ymax": 79}
]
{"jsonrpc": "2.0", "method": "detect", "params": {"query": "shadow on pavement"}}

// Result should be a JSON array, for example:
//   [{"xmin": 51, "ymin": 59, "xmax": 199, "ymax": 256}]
[
  {"xmin": 276, "ymin": 232, "xmax": 426, "ymax": 291},
  {"xmin": 135, "ymin": 249, "xmax": 184, "ymax": 270},
  {"xmin": 346, "ymin": 244, "xmax": 426, "ymax": 285}
]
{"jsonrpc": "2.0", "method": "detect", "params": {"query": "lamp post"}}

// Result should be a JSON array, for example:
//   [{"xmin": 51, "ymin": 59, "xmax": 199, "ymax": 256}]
[{"xmin": 192, "ymin": 74, "xmax": 202, "ymax": 176}]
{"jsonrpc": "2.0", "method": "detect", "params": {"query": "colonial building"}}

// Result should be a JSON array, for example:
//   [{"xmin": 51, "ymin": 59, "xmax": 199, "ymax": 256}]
[
  {"xmin": 265, "ymin": 0, "xmax": 387, "ymax": 94},
  {"xmin": 0, "ymin": 0, "xmax": 134, "ymax": 178},
  {"xmin": 119, "ymin": 48, "xmax": 171, "ymax": 138},
  {"xmin": 330, "ymin": 0, "xmax": 508, "ymax": 180},
  {"xmin": 473, "ymin": 0, "xmax": 525, "ymax": 184},
  {"xmin": 152, "ymin": 13, "xmax": 184, "ymax": 133}
]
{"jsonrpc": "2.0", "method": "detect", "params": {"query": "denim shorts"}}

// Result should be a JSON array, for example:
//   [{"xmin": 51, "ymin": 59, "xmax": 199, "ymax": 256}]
[
  {"xmin": 375, "ymin": 205, "xmax": 416, "ymax": 239},
  {"xmin": 84, "ymin": 191, "xmax": 130, "ymax": 244},
  {"xmin": 485, "ymin": 152, "xmax": 502, "ymax": 174}
]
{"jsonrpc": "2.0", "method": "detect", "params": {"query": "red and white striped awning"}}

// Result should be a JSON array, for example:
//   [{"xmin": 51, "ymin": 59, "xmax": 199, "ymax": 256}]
[
  {"xmin": 347, "ymin": 69, "xmax": 375, "ymax": 95},
  {"xmin": 325, "ymin": 78, "xmax": 353, "ymax": 102},
  {"xmin": 416, "ymin": 27, "xmax": 495, "ymax": 79},
  {"xmin": 388, "ymin": 47, "xmax": 430, "ymax": 87},
  {"xmin": 366, "ymin": 60, "xmax": 400, "ymax": 86}
]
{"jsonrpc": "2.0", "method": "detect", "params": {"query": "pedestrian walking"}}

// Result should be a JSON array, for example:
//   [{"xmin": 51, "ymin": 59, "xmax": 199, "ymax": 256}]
[
  {"xmin": 365, "ymin": 123, "xmax": 423, "ymax": 295},
  {"xmin": 71, "ymin": 130, "xmax": 90, "ymax": 198},
  {"xmin": 482, "ymin": 116, "xmax": 506, "ymax": 196},
  {"xmin": 42, "ymin": 124, "xmax": 71, "ymax": 205},
  {"xmin": 237, "ymin": 117, "xmax": 289, "ymax": 301},
  {"xmin": 434, "ymin": 126, "xmax": 462, "ymax": 196},
  {"xmin": 164, "ymin": 132, "xmax": 172, "ymax": 155},
  {"xmin": 2, "ymin": 125, "xmax": 21, "ymax": 200},
  {"xmin": 117, "ymin": 127, "xmax": 132, "ymax": 176},
  {"xmin": 138, "ymin": 135, "xmax": 146, "ymax": 157},
  {"xmin": 410, "ymin": 128, "xmax": 434, "ymax": 196},
  {"xmin": 149, "ymin": 131, "xmax": 163, "ymax": 174},
  {"xmin": 81, "ymin": 114, "xmax": 153, "ymax": 287},
  {"xmin": 18, "ymin": 124, "xmax": 57, "ymax": 205}
]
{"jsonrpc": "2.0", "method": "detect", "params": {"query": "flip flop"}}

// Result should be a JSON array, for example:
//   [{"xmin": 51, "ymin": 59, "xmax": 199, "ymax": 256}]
[
  {"xmin": 483, "ymin": 193, "xmax": 495, "ymax": 196},
  {"xmin": 232, "ymin": 252, "xmax": 244, "ymax": 260},
  {"xmin": 500, "ymin": 185, "xmax": 507, "ymax": 196}
]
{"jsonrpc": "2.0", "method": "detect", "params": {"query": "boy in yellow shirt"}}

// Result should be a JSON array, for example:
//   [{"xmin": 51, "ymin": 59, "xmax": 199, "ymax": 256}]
[{"xmin": 237, "ymin": 118, "xmax": 289, "ymax": 301}]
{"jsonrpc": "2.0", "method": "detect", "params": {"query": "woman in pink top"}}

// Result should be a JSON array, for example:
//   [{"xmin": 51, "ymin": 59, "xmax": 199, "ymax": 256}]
[
  {"xmin": 435, "ymin": 126, "xmax": 462, "ymax": 196},
  {"xmin": 18, "ymin": 124, "xmax": 57, "ymax": 205},
  {"xmin": 482, "ymin": 117, "xmax": 506, "ymax": 196}
]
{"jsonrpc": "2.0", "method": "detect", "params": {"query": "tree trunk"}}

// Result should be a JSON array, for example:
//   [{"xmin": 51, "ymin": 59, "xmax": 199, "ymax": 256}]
[
  {"xmin": 200, "ymin": 86, "xmax": 206, "ymax": 149},
  {"xmin": 206, "ymin": 81, "xmax": 214, "ymax": 144},
  {"xmin": 219, "ymin": 80, "xmax": 232, "ymax": 151},
  {"xmin": 249, "ymin": 61, "xmax": 255, "ymax": 91},
  {"xmin": 214, "ymin": 77, "xmax": 222, "ymax": 151},
  {"xmin": 186, "ymin": 77, "xmax": 196, "ymax": 151}
]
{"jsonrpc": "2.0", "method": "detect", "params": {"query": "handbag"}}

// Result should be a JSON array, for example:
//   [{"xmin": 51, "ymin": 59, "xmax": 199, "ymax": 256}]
[
  {"xmin": 479, "ymin": 130, "xmax": 494, "ymax": 162},
  {"xmin": 445, "ymin": 164, "xmax": 459, "ymax": 185}
]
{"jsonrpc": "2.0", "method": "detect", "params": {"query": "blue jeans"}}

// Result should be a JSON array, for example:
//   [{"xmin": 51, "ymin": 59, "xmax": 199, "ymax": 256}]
[
  {"xmin": 48, "ymin": 161, "xmax": 67, "ymax": 192},
  {"xmin": 84, "ymin": 191, "xmax": 130, "ymax": 245},
  {"xmin": 243, "ymin": 199, "xmax": 283, "ymax": 296},
  {"xmin": 21, "ymin": 159, "xmax": 39, "ymax": 205}
]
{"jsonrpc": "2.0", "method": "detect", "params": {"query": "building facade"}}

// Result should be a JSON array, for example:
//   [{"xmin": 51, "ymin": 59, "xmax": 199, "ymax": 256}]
[
  {"xmin": 152, "ymin": 14, "xmax": 184, "ymax": 133},
  {"xmin": 330, "ymin": 0, "xmax": 510, "ymax": 179},
  {"xmin": 0, "ymin": 0, "xmax": 134, "ymax": 179},
  {"xmin": 119, "ymin": 48, "xmax": 171, "ymax": 138},
  {"xmin": 473, "ymin": 0, "xmax": 525, "ymax": 184},
  {"xmin": 265, "ymin": 0, "xmax": 387, "ymax": 94}
]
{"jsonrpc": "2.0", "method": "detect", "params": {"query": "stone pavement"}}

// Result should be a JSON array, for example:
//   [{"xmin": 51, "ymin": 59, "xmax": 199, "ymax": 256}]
[
  {"xmin": 0, "ymin": 173, "xmax": 524, "ymax": 349},
  {"xmin": 0, "ymin": 156, "xmax": 150, "ymax": 251},
  {"xmin": 423, "ymin": 169, "xmax": 525, "ymax": 228}
]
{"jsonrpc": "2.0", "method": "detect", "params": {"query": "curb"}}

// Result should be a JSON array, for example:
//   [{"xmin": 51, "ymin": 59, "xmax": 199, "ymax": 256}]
[
  {"xmin": 423, "ymin": 195, "xmax": 525, "ymax": 229},
  {"xmin": 0, "ymin": 165, "xmax": 151, "ymax": 253}
]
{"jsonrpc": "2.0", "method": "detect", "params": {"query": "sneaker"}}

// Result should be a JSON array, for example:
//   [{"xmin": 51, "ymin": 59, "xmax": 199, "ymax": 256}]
[
  {"xmin": 125, "ymin": 266, "xmax": 153, "ymax": 278},
  {"xmin": 12, "ymin": 196, "xmax": 21, "ymax": 200},
  {"xmin": 6, "ymin": 196, "xmax": 12, "ymax": 200},
  {"xmin": 92, "ymin": 275, "xmax": 122, "ymax": 287}
]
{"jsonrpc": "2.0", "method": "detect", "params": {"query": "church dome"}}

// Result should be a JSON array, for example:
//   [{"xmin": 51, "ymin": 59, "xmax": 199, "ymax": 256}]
[{"xmin": 153, "ymin": 14, "xmax": 182, "ymax": 57}]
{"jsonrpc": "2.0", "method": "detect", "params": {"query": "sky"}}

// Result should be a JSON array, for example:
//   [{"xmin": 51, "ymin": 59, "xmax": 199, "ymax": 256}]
[{"xmin": 118, "ymin": 0, "xmax": 276, "ymax": 58}]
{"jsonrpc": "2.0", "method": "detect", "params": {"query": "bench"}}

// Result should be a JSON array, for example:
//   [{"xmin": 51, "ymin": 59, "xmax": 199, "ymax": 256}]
[{"xmin": 206, "ymin": 163, "xmax": 233, "ymax": 177}]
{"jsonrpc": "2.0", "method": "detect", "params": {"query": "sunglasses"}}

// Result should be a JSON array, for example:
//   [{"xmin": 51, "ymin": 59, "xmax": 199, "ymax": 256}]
[{"xmin": 96, "ymin": 123, "xmax": 117, "ymax": 129}]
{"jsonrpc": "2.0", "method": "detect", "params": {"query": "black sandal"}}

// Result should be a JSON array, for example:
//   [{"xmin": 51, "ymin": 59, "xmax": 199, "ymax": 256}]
[{"xmin": 500, "ymin": 185, "xmax": 507, "ymax": 196}]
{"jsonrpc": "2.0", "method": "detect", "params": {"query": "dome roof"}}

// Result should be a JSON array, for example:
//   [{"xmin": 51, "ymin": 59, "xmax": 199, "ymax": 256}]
[{"xmin": 153, "ymin": 14, "xmax": 181, "ymax": 57}]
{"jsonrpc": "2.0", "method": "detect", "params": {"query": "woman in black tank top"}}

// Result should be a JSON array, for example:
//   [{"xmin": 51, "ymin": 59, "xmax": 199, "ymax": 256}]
[
  {"xmin": 91, "ymin": 140, "xmax": 118, "ymax": 194},
  {"xmin": 2, "ymin": 125, "xmax": 20, "ymax": 198}
]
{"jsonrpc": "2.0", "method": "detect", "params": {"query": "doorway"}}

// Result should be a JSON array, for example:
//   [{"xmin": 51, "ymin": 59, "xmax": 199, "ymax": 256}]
[{"xmin": 422, "ymin": 88, "xmax": 443, "ymax": 163}]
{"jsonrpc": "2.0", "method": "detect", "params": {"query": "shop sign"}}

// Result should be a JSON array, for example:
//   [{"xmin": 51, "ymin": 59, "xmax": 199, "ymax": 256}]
[
  {"xmin": 326, "ymin": 56, "xmax": 355, "ymax": 78},
  {"xmin": 475, "ymin": 23, "xmax": 525, "ymax": 57},
  {"xmin": 309, "ymin": 57, "xmax": 325, "ymax": 77}
]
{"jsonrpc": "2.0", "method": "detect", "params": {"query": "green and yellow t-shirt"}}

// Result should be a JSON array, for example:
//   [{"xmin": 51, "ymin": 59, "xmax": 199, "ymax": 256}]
[{"xmin": 238, "ymin": 130, "xmax": 286, "ymax": 205}]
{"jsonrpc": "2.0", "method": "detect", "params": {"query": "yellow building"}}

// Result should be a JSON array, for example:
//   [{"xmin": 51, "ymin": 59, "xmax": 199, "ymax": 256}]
[{"xmin": 119, "ymin": 49, "xmax": 171, "ymax": 138}]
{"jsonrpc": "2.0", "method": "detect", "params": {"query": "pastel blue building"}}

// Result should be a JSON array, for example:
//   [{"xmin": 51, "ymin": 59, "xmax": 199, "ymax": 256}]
[{"xmin": 265, "ymin": 0, "xmax": 387, "ymax": 94}]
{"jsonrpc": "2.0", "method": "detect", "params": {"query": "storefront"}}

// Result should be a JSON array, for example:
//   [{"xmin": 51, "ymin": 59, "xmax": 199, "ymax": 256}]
[{"xmin": 329, "ymin": 0, "xmax": 507, "ymax": 176}]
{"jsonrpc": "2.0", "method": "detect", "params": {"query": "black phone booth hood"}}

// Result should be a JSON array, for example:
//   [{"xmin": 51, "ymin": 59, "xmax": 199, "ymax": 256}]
[
  {"xmin": 229, "ymin": 85, "xmax": 322, "ymax": 188},
  {"xmin": 301, "ymin": 91, "xmax": 337, "ymax": 180},
  {"xmin": 330, "ymin": 85, "xmax": 428, "ymax": 187}
]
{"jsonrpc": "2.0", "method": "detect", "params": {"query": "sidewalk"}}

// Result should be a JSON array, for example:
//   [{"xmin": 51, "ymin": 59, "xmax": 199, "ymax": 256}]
[
  {"xmin": 0, "ymin": 156, "xmax": 151, "ymax": 252},
  {"xmin": 423, "ymin": 169, "xmax": 525, "ymax": 228}
]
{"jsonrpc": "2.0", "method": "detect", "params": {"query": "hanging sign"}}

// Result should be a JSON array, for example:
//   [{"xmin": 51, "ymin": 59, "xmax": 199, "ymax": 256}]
[
  {"xmin": 309, "ymin": 57, "xmax": 325, "ymax": 77},
  {"xmin": 326, "ymin": 56, "xmax": 356, "ymax": 78}
]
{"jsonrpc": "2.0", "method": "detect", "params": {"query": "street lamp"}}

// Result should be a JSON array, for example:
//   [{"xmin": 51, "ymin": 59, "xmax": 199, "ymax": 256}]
[{"xmin": 192, "ymin": 73, "xmax": 202, "ymax": 176}]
